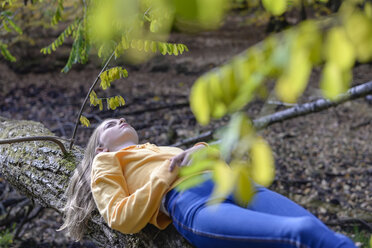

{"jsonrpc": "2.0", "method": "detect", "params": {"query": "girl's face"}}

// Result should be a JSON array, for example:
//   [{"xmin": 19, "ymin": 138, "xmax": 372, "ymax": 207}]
[{"xmin": 98, "ymin": 118, "xmax": 139, "ymax": 152}]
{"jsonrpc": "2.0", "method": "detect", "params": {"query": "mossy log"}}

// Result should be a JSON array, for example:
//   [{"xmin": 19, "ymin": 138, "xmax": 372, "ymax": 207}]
[{"xmin": 0, "ymin": 117, "xmax": 192, "ymax": 248}]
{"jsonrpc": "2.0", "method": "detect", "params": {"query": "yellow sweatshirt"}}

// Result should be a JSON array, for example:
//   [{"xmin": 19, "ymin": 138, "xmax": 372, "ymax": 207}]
[{"xmin": 90, "ymin": 143, "xmax": 185, "ymax": 234}]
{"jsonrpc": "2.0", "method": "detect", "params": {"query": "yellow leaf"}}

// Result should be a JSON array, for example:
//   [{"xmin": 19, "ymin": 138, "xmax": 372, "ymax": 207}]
[
  {"xmin": 119, "ymin": 96, "xmax": 125, "ymax": 106},
  {"xmin": 121, "ymin": 36, "xmax": 129, "ymax": 49},
  {"xmin": 190, "ymin": 77, "xmax": 211, "ymax": 125},
  {"xmin": 297, "ymin": 21, "xmax": 322, "ymax": 64},
  {"xmin": 320, "ymin": 63, "xmax": 351, "ymax": 100},
  {"xmin": 344, "ymin": 12, "xmax": 372, "ymax": 62},
  {"xmin": 210, "ymin": 161, "xmax": 235, "ymax": 204},
  {"xmin": 80, "ymin": 115, "xmax": 90, "ymax": 127},
  {"xmin": 89, "ymin": 91, "xmax": 96, "ymax": 106},
  {"xmin": 262, "ymin": 0, "xmax": 287, "ymax": 16},
  {"xmin": 131, "ymin": 40, "xmax": 136, "ymax": 49},
  {"xmin": 229, "ymin": 58, "xmax": 263, "ymax": 112},
  {"xmin": 137, "ymin": 40, "xmax": 144, "ymax": 51},
  {"xmin": 144, "ymin": 40, "xmax": 150, "ymax": 52},
  {"xmin": 232, "ymin": 162, "xmax": 254, "ymax": 206},
  {"xmin": 325, "ymin": 27, "xmax": 355, "ymax": 70},
  {"xmin": 220, "ymin": 65, "xmax": 238, "ymax": 106},
  {"xmin": 250, "ymin": 137, "xmax": 274, "ymax": 186},
  {"xmin": 365, "ymin": 2, "xmax": 372, "ymax": 19},
  {"xmin": 275, "ymin": 49, "xmax": 311, "ymax": 103}
]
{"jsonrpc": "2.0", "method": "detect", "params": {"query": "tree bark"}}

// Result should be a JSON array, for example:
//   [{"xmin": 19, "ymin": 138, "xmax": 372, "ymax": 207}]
[{"xmin": 0, "ymin": 117, "xmax": 192, "ymax": 248}]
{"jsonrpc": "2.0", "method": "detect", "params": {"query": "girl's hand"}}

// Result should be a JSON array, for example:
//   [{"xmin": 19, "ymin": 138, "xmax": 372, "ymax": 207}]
[{"xmin": 169, "ymin": 144, "xmax": 206, "ymax": 172}]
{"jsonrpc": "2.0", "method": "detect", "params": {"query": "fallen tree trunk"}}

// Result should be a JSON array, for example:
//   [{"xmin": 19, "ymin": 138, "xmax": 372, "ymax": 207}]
[{"xmin": 0, "ymin": 117, "xmax": 192, "ymax": 248}]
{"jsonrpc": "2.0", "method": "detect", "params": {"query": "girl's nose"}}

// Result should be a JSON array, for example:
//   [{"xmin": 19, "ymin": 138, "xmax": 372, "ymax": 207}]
[{"xmin": 119, "ymin": 118, "xmax": 126, "ymax": 124}]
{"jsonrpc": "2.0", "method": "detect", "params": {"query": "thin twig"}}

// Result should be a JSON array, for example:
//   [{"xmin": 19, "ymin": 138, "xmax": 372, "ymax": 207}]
[
  {"xmin": 69, "ymin": 51, "xmax": 115, "ymax": 150},
  {"xmin": 0, "ymin": 136, "xmax": 69, "ymax": 155},
  {"xmin": 326, "ymin": 218, "xmax": 372, "ymax": 231}
]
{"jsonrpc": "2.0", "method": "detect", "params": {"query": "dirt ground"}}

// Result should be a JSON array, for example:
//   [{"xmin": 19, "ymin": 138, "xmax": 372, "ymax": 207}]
[{"xmin": 0, "ymin": 11, "xmax": 371, "ymax": 247}]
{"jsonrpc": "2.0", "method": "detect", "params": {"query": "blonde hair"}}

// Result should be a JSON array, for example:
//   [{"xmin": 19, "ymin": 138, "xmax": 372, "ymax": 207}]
[{"xmin": 58, "ymin": 123, "xmax": 104, "ymax": 241}]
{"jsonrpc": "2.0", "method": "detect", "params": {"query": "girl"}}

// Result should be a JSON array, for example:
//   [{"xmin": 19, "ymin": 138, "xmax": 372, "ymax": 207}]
[{"xmin": 59, "ymin": 118, "xmax": 356, "ymax": 248}]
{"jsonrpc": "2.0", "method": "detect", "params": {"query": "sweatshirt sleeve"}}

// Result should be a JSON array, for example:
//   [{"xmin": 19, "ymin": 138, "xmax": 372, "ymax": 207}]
[{"xmin": 90, "ymin": 153, "xmax": 171, "ymax": 234}]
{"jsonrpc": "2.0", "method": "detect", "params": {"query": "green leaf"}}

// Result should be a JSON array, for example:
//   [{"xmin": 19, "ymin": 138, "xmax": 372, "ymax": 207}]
[
  {"xmin": 208, "ymin": 73, "xmax": 227, "ymax": 118},
  {"xmin": 0, "ymin": 43, "xmax": 16, "ymax": 62},
  {"xmin": 131, "ymin": 40, "xmax": 136, "ymax": 49},
  {"xmin": 262, "ymin": 0, "xmax": 287, "ymax": 16},
  {"xmin": 172, "ymin": 44, "xmax": 179, "ymax": 56},
  {"xmin": 219, "ymin": 65, "xmax": 238, "ymax": 105},
  {"xmin": 151, "ymin": 41, "xmax": 157, "ymax": 52},
  {"xmin": 121, "ymin": 36, "xmax": 129, "ymax": 49},
  {"xmin": 197, "ymin": 0, "xmax": 226, "ymax": 28},
  {"xmin": 136, "ymin": 40, "xmax": 144, "ymax": 51},
  {"xmin": 190, "ymin": 77, "xmax": 210, "ymax": 125},
  {"xmin": 250, "ymin": 137, "xmax": 274, "ymax": 187},
  {"xmin": 3, "ymin": 20, "xmax": 11, "ymax": 32},
  {"xmin": 176, "ymin": 174, "xmax": 207, "ymax": 191},
  {"xmin": 165, "ymin": 43, "xmax": 172, "ymax": 55},
  {"xmin": 150, "ymin": 20, "xmax": 157, "ymax": 32},
  {"xmin": 160, "ymin": 42, "xmax": 167, "ymax": 55},
  {"xmin": 180, "ymin": 148, "xmax": 218, "ymax": 177},
  {"xmin": 120, "ymin": 68, "xmax": 128, "ymax": 77},
  {"xmin": 177, "ymin": 44, "xmax": 184, "ymax": 54},
  {"xmin": 183, "ymin": 44, "xmax": 189, "ymax": 52},
  {"xmin": 6, "ymin": 17, "xmax": 22, "ymax": 34},
  {"xmin": 144, "ymin": 40, "xmax": 150, "ymax": 52},
  {"xmin": 219, "ymin": 113, "xmax": 253, "ymax": 161}
]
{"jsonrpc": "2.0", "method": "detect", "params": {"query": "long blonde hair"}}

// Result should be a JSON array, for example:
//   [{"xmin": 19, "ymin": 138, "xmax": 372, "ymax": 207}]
[{"xmin": 58, "ymin": 124, "xmax": 103, "ymax": 241}]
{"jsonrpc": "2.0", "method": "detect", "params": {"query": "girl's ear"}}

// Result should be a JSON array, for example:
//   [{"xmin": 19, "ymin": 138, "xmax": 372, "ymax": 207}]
[{"xmin": 96, "ymin": 147, "xmax": 109, "ymax": 154}]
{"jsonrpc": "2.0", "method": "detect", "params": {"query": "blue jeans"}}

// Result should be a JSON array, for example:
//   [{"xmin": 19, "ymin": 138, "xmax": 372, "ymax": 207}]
[{"xmin": 165, "ymin": 178, "xmax": 356, "ymax": 248}]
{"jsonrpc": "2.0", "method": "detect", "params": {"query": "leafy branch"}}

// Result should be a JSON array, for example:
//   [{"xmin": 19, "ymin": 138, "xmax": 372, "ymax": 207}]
[
  {"xmin": 173, "ymin": 80, "xmax": 372, "ymax": 147},
  {"xmin": 69, "ymin": 51, "xmax": 115, "ymax": 150}
]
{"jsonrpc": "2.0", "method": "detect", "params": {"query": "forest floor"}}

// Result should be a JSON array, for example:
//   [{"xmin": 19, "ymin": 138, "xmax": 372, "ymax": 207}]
[{"xmin": 0, "ymin": 10, "xmax": 371, "ymax": 248}]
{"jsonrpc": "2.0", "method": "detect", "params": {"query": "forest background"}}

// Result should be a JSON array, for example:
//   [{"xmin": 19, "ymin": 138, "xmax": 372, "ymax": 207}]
[{"xmin": 0, "ymin": 0, "xmax": 371, "ymax": 247}]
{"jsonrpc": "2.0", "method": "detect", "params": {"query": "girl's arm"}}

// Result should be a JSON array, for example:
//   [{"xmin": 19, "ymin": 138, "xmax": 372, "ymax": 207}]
[{"xmin": 91, "ymin": 153, "xmax": 172, "ymax": 234}]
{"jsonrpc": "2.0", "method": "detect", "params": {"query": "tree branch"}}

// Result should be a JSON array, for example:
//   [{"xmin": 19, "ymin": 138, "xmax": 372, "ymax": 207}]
[
  {"xmin": 253, "ymin": 81, "xmax": 372, "ymax": 129},
  {"xmin": 172, "ymin": 81, "xmax": 372, "ymax": 147}
]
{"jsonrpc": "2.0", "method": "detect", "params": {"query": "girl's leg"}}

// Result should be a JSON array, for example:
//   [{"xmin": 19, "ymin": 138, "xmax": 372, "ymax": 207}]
[{"xmin": 166, "ymin": 180, "xmax": 356, "ymax": 248}]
